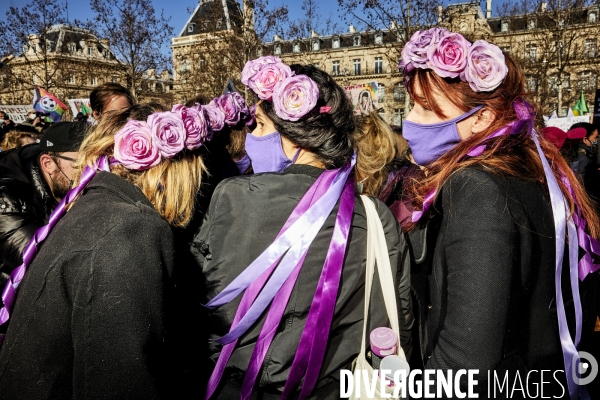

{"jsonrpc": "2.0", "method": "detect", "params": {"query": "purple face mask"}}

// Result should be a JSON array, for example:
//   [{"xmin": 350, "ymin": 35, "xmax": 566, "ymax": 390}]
[
  {"xmin": 234, "ymin": 154, "xmax": 251, "ymax": 174},
  {"xmin": 245, "ymin": 132, "xmax": 300, "ymax": 173},
  {"xmin": 403, "ymin": 106, "xmax": 483, "ymax": 166}
]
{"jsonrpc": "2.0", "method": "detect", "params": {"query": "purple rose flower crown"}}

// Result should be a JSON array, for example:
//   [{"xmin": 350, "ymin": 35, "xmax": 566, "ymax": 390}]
[
  {"xmin": 242, "ymin": 56, "xmax": 321, "ymax": 121},
  {"xmin": 399, "ymin": 27, "xmax": 508, "ymax": 92},
  {"xmin": 114, "ymin": 93, "xmax": 254, "ymax": 171}
]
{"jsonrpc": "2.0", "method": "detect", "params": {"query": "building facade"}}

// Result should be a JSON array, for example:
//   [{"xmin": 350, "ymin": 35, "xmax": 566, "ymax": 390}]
[
  {"xmin": 173, "ymin": 0, "xmax": 600, "ymax": 121},
  {"xmin": 0, "ymin": 24, "xmax": 174, "ymax": 114}
]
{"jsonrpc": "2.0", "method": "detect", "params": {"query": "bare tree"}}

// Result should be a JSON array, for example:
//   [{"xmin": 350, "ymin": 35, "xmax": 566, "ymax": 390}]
[
  {"xmin": 496, "ymin": 0, "xmax": 600, "ymax": 116},
  {"xmin": 174, "ymin": 0, "xmax": 288, "ymax": 103},
  {"xmin": 88, "ymin": 0, "xmax": 174, "ymax": 102}
]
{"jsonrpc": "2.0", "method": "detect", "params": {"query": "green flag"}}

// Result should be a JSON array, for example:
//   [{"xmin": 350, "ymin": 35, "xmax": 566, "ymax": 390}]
[{"xmin": 578, "ymin": 90, "xmax": 589, "ymax": 114}]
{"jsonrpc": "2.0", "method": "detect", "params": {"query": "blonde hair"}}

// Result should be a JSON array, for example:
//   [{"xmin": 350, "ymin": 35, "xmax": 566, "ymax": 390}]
[
  {"xmin": 73, "ymin": 103, "xmax": 205, "ymax": 227},
  {"xmin": 1, "ymin": 130, "xmax": 35, "ymax": 151},
  {"xmin": 354, "ymin": 112, "xmax": 404, "ymax": 196}
]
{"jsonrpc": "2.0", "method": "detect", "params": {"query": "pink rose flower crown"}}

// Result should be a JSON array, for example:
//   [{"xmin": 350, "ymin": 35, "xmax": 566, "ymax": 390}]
[
  {"xmin": 242, "ymin": 56, "xmax": 322, "ymax": 121},
  {"xmin": 113, "ymin": 93, "xmax": 254, "ymax": 171},
  {"xmin": 399, "ymin": 28, "xmax": 508, "ymax": 93}
]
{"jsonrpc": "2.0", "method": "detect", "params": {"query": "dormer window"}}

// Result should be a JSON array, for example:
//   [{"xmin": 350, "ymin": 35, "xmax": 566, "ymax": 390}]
[
  {"xmin": 374, "ymin": 33, "xmax": 383, "ymax": 45},
  {"xmin": 312, "ymin": 40, "xmax": 320, "ymax": 51},
  {"xmin": 501, "ymin": 20, "xmax": 509, "ymax": 33},
  {"xmin": 187, "ymin": 23, "xmax": 195, "ymax": 33},
  {"xmin": 23, "ymin": 45, "xmax": 28, "ymax": 53},
  {"xmin": 68, "ymin": 43, "xmax": 76, "ymax": 53},
  {"xmin": 589, "ymin": 12, "xmax": 597, "ymax": 23},
  {"xmin": 102, "ymin": 49, "xmax": 109, "ymax": 58},
  {"xmin": 274, "ymin": 44, "xmax": 281, "ymax": 55},
  {"xmin": 332, "ymin": 37, "xmax": 340, "ymax": 49},
  {"xmin": 293, "ymin": 43, "xmax": 300, "ymax": 53},
  {"xmin": 88, "ymin": 47, "xmax": 93, "ymax": 56},
  {"xmin": 528, "ymin": 19, "xmax": 536, "ymax": 29},
  {"xmin": 353, "ymin": 36, "xmax": 360, "ymax": 46}
]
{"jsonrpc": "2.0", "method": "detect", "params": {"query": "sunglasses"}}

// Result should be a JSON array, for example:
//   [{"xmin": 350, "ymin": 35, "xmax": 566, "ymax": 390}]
[{"xmin": 53, "ymin": 154, "xmax": 77, "ymax": 162}]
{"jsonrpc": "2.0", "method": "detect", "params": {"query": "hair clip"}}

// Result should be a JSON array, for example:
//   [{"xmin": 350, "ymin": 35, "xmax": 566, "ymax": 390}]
[{"xmin": 320, "ymin": 106, "xmax": 332, "ymax": 114}]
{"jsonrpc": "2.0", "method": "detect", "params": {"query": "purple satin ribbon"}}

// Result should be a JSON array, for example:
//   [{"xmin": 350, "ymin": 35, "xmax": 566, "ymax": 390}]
[
  {"xmin": 412, "ymin": 99, "xmax": 599, "ymax": 399},
  {"xmin": 0, "ymin": 157, "xmax": 110, "ymax": 347},
  {"xmin": 205, "ymin": 156, "xmax": 356, "ymax": 399}
]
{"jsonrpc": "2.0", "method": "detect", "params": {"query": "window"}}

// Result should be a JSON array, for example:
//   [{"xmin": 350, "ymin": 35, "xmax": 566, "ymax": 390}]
[
  {"xmin": 528, "ymin": 19, "xmax": 536, "ymax": 30},
  {"xmin": 312, "ymin": 40, "xmax": 320, "ymax": 51},
  {"xmin": 502, "ymin": 45, "xmax": 511, "ymax": 54},
  {"xmin": 577, "ymin": 71, "xmax": 596, "ymax": 91},
  {"xmin": 33, "ymin": 75, "xmax": 37, "ymax": 84},
  {"xmin": 102, "ymin": 49, "xmax": 109, "ymax": 58},
  {"xmin": 198, "ymin": 59, "xmax": 206, "ymax": 71},
  {"xmin": 332, "ymin": 60, "xmax": 340, "ymax": 75},
  {"xmin": 375, "ymin": 33, "xmax": 383, "ymax": 45},
  {"xmin": 525, "ymin": 43, "xmax": 537, "ymax": 61},
  {"xmin": 91, "ymin": 76, "xmax": 97, "ymax": 86},
  {"xmin": 179, "ymin": 59, "xmax": 190, "ymax": 73},
  {"xmin": 590, "ymin": 12, "xmax": 597, "ymax": 23},
  {"xmin": 501, "ymin": 20, "xmax": 509, "ymax": 33},
  {"xmin": 68, "ymin": 43, "xmax": 76, "ymax": 53},
  {"xmin": 550, "ymin": 75, "xmax": 570, "ymax": 92},
  {"xmin": 526, "ymin": 76, "xmax": 538, "ymax": 92},
  {"xmin": 68, "ymin": 74, "xmax": 74, "ymax": 84},
  {"xmin": 353, "ymin": 36, "xmax": 360, "ymax": 46},
  {"xmin": 374, "ymin": 57, "xmax": 383, "ymax": 74},
  {"xmin": 353, "ymin": 58, "xmax": 361, "ymax": 75},
  {"xmin": 378, "ymin": 83, "xmax": 385, "ymax": 104},
  {"xmin": 22, "ymin": 45, "xmax": 28, "ymax": 54},
  {"xmin": 88, "ymin": 47, "xmax": 93, "ymax": 56},
  {"xmin": 585, "ymin": 38, "xmax": 597, "ymax": 58},
  {"xmin": 257, "ymin": 46, "xmax": 263, "ymax": 57},
  {"xmin": 274, "ymin": 44, "xmax": 281, "ymax": 55},
  {"xmin": 187, "ymin": 23, "xmax": 195, "ymax": 33},
  {"xmin": 332, "ymin": 37, "xmax": 340, "ymax": 49},
  {"xmin": 293, "ymin": 43, "xmax": 300, "ymax": 53},
  {"xmin": 112, "ymin": 76, "xmax": 118, "ymax": 83},
  {"xmin": 394, "ymin": 83, "xmax": 406, "ymax": 103},
  {"xmin": 394, "ymin": 109, "xmax": 402, "ymax": 126}
]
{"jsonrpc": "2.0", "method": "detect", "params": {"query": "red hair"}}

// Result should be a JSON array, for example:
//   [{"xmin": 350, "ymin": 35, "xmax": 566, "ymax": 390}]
[{"xmin": 404, "ymin": 54, "xmax": 600, "ymax": 238}]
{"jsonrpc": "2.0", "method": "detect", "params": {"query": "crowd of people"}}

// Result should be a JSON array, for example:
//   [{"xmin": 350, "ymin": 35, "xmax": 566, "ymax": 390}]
[{"xmin": 0, "ymin": 27, "xmax": 599, "ymax": 399}]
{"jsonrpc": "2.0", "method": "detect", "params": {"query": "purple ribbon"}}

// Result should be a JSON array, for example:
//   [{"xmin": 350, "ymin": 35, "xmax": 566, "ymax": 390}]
[
  {"xmin": 0, "ymin": 157, "xmax": 110, "ymax": 347},
  {"xmin": 205, "ymin": 156, "xmax": 356, "ymax": 399},
  {"xmin": 281, "ymin": 177, "xmax": 355, "ymax": 399},
  {"xmin": 412, "ymin": 99, "xmax": 599, "ymax": 399}
]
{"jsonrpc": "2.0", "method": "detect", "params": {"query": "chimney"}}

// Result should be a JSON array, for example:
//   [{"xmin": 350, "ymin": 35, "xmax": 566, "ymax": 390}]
[
  {"xmin": 349, "ymin": 25, "xmax": 357, "ymax": 33},
  {"xmin": 100, "ymin": 38, "xmax": 110, "ymax": 49},
  {"xmin": 540, "ymin": 2, "xmax": 547, "ymax": 12},
  {"xmin": 486, "ymin": 0, "xmax": 492, "ymax": 18},
  {"xmin": 311, "ymin": 29, "xmax": 319, "ymax": 38},
  {"xmin": 273, "ymin": 34, "xmax": 282, "ymax": 42}
]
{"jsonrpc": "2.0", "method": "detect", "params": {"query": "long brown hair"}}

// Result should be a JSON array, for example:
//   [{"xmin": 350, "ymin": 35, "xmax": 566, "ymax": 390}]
[
  {"xmin": 354, "ymin": 112, "xmax": 404, "ymax": 196},
  {"xmin": 73, "ymin": 103, "xmax": 205, "ymax": 227},
  {"xmin": 405, "ymin": 54, "xmax": 600, "ymax": 237}
]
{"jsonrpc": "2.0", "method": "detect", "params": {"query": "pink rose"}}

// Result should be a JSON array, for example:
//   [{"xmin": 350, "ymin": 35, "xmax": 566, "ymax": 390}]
[
  {"xmin": 427, "ymin": 31, "xmax": 470, "ymax": 78},
  {"xmin": 241, "ymin": 56, "xmax": 282, "ymax": 86},
  {"xmin": 460, "ymin": 40, "xmax": 508, "ymax": 92},
  {"xmin": 147, "ymin": 111, "xmax": 186, "ymax": 158},
  {"xmin": 172, "ymin": 104, "xmax": 209, "ymax": 150},
  {"xmin": 272, "ymin": 75, "xmax": 320, "ymax": 121},
  {"xmin": 213, "ymin": 92, "xmax": 249, "ymax": 126},
  {"xmin": 400, "ymin": 28, "xmax": 444, "ymax": 73},
  {"xmin": 113, "ymin": 119, "xmax": 161, "ymax": 171},
  {"xmin": 203, "ymin": 104, "xmax": 225, "ymax": 132},
  {"xmin": 247, "ymin": 62, "xmax": 294, "ymax": 100}
]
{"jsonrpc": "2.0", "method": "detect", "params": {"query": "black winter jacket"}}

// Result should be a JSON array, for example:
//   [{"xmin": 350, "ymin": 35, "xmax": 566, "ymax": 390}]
[
  {"xmin": 191, "ymin": 164, "xmax": 413, "ymax": 398},
  {"xmin": 408, "ymin": 167, "xmax": 599, "ymax": 398},
  {"xmin": 0, "ymin": 172, "xmax": 181, "ymax": 399},
  {"xmin": 0, "ymin": 144, "xmax": 56, "ymax": 287}
]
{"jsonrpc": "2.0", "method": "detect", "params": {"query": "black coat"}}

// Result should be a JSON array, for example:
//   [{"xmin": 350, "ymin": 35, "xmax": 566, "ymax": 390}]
[
  {"xmin": 0, "ymin": 144, "xmax": 56, "ymax": 288},
  {"xmin": 408, "ymin": 167, "xmax": 598, "ymax": 398},
  {"xmin": 191, "ymin": 164, "xmax": 413, "ymax": 398},
  {"xmin": 0, "ymin": 172, "xmax": 180, "ymax": 400}
]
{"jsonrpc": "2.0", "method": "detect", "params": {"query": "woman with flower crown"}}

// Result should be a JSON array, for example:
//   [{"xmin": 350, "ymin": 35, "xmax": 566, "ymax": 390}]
[
  {"xmin": 399, "ymin": 28, "xmax": 600, "ymax": 397},
  {"xmin": 0, "ymin": 102, "xmax": 222, "ymax": 399},
  {"xmin": 191, "ymin": 59, "xmax": 413, "ymax": 398}
]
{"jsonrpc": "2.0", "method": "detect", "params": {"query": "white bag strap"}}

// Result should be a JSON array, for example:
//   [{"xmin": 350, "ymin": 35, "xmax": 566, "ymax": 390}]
[{"xmin": 360, "ymin": 195, "xmax": 407, "ymax": 361}]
